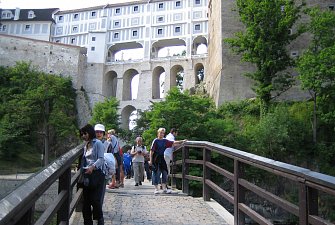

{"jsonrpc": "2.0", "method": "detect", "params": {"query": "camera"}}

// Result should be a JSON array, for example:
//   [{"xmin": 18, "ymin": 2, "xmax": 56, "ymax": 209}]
[{"xmin": 137, "ymin": 150, "xmax": 142, "ymax": 154}]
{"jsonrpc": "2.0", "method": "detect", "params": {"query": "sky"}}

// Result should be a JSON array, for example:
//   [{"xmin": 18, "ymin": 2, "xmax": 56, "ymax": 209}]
[{"xmin": 0, "ymin": 0, "xmax": 136, "ymax": 10}]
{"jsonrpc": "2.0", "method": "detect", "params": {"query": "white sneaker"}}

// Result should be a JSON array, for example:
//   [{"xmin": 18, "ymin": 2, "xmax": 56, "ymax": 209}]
[
  {"xmin": 163, "ymin": 189, "xmax": 172, "ymax": 194},
  {"xmin": 154, "ymin": 189, "xmax": 159, "ymax": 194}
]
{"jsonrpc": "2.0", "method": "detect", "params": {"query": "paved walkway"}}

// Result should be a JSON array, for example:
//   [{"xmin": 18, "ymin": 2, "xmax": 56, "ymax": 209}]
[{"xmin": 71, "ymin": 178, "xmax": 231, "ymax": 225}]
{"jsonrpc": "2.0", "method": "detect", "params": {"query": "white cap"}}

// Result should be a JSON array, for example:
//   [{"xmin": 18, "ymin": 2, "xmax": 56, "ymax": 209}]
[{"xmin": 94, "ymin": 124, "xmax": 105, "ymax": 132}]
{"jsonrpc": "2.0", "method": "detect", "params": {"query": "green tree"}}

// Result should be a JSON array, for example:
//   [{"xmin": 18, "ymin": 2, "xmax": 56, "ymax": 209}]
[
  {"xmin": 90, "ymin": 97, "xmax": 120, "ymax": 132},
  {"xmin": 0, "ymin": 62, "xmax": 77, "ymax": 165},
  {"xmin": 224, "ymin": 0, "xmax": 305, "ymax": 115},
  {"xmin": 137, "ymin": 87, "xmax": 217, "ymax": 145},
  {"xmin": 297, "ymin": 8, "xmax": 335, "ymax": 143}
]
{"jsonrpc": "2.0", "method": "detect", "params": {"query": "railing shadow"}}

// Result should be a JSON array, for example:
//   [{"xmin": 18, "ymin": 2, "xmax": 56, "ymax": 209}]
[
  {"xmin": 171, "ymin": 141, "xmax": 335, "ymax": 225},
  {"xmin": 0, "ymin": 144, "xmax": 84, "ymax": 225}
]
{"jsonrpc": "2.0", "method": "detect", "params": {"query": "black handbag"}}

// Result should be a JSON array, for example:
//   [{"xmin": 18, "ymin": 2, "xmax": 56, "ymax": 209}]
[{"xmin": 83, "ymin": 169, "xmax": 104, "ymax": 189}]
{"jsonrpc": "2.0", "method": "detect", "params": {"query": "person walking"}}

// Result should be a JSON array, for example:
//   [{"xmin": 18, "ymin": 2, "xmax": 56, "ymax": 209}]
[
  {"xmin": 164, "ymin": 128, "xmax": 178, "ymax": 177},
  {"xmin": 130, "ymin": 136, "xmax": 148, "ymax": 186},
  {"xmin": 149, "ymin": 128, "xmax": 186, "ymax": 194},
  {"xmin": 123, "ymin": 149, "xmax": 132, "ymax": 179},
  {"xmin": 106, "ymin": 129, "xmax": 122, "ymax": 189},
  {"xmin": 79, "ymin": 124, "xmax": 105, "ymax": 225}
]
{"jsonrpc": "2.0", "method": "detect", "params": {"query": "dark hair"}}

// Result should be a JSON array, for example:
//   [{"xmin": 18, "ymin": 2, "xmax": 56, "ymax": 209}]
[
  {"xmin": 170, "ymin": 128, "xmax": 177, "ymax": 133},
  {"xmin": 79, "ymin": 124, "xmax": 96, "ymax": 139}
]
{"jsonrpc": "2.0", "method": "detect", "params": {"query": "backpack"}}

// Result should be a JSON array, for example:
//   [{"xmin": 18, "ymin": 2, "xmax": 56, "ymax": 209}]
[{"xmin": 104, "ymin": 153, "xmax": 116, "ymax": 178}]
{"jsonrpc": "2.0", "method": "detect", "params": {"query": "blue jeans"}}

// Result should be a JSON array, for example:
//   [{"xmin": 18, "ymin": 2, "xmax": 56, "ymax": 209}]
[{"xmin": 152, "ymin": 164, "xmax": 167, "ymax": 186}]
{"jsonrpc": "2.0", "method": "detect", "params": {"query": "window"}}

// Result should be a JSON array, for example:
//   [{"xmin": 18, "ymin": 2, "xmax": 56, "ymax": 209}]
[
  {"xmin": 28, "ymin": 11, "xmax": 35, "ymax": 19},
  {"xmin": 91, "ymin": 47, "xmax": 95, "ymax": 51},
  {"xmin": 25, "ymin": 25, "xmax": 31, "ymax": 31},
  {"xmin": 55, "ymin": 39, "xmax": 60, "ymax": 43},
  {"xmin": 291, "ymin": 51, "xmax": 299, "ymax": 57},
  {"xmin": 158, "ymin": 3, "xmax": 164, "ymax": 9},
  {"xmin": 195, "ymin": 0, "xmax": 201, "ymax": 4},
  {"xmin": 133, "ymin": 6, "xmax": 139, "ymax": 12},
  {"xmin": 92, "ymin": 37, "xmax": 96, "ymax": 41},
  {"xmin": 288, "ymin": 29, "xmax": 292, "ymax": 35},
  {"xmin": 58, "ymin": 16, "xmax": 63, "ymax": 21},
  {"xmin": 194, "ymin": 24, "xmax": 201, "ymax": 31},
  {"xmin": 175, "ymin": 26, "xmax": 181, "ymax": 33},
  {"xmin": 1, "ymin": 11, "xmax": 12, "ymax": 19},
  {"xmin": 72, "ymin": 26, "xmax": 78, "ymax": 32},
  {"xmin": 71, "ymin": 38, "xmax": 76, "ymax": 44},
  {"xmin": 158, "ymin": 28, "xmax": 163, "ymax": 35},
  {"xmin": 91, "ymin": 11, "xmax": 96, "ymax": 17},
  {"xmin": 0, "ymin": 25, "xmax": 7, "ymax": 31},
  {"xmin": 114, "ymin": 21, "xmax": 120, "ymax": 27},
  {"xmin": 175, "ymin": 1, "xmax": 181, "ymax": 7},
  {"xmin": 329, "ymin": 5, "xmax": 335, "ymax": 10},
  {"xmin": 115, "ymin": 8, "xmax": 121, "ymax": 14},
  {"xmin": 157, "ymin": 16, "xmax": 164, "ymax": 22},
  {"xmin": 114, "ymin": 32, "xmax": 119, "ymax": 39},
  {"xmin": 132, "ymin": 30, "xmax": 138, "ymax": 37},
  {"xmin": 74, "ymin": 13, "xmax": 79, "ymax": 19}
]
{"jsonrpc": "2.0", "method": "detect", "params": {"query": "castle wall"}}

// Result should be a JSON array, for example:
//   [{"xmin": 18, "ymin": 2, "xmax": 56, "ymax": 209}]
[{"xmin": 0, "ymin": 34, "xmax": 91, "ymax": 127}]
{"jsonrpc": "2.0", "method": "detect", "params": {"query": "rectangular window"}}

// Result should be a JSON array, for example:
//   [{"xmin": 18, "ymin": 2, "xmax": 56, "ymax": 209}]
[
  {"xmin": 114, "ymin": 21, "xmax": 120, "ymax": 26},
  {"xmin": 195, "ymin": 0, "xmax": 201, "ymax": 4},
  {"xmin": 115, "ymin": 8, "xmax": 121, "ymax": 14},
  {"xmin": 0, "ymin": 25, "xmax": 7, "ymax": 31},
  {"xmin": 91, "ymin": 11, "xmax": 96, "ymax": 17},
  {"xmin": 91, "ymin": 47, "xmax": 95, "ymax": 51},
  {"xmin": 175, "ymin": 26, "xmax": 181, "ymax": 33},
  {"xmin": 58, "ymin": 16, "xmax": 63, "ymax": 21},
  {"xmin": 92, "ymin": 37, "xmax": 96, "ymax": 41},
  {"xmin": 132, "ymin": 30, "xmax": 138, "ymax": 36},
  {"xmin": 114, "ymin": 32, "xmax": 119, "ymax": 39},
  {"xmin": 329, "ymin": 5, "xmax": 335, "ymax": 10},
  {"xmin": 72, "ymin": 26, "xmax": 78, "ymax": 32},
  {"xmin": 158, "ymin": 3, "xmax": 164, "ymax": 9},
  {"xmin": 175, "ymin": 1, "xmax": 181, "ymax": 7},
  {"xmin": 194, "ymin": 24, "xmax": 200, "ymax": 31},
  {"xmin": 74, "ymin": 13, "xmax": 79, "ymax": 19},
  {"xmin": 157, "ymin": 16, "xmax": 164, "ymax": 22},
  {"xmin": 71, "ymin": 38, "xmax": 76, "ymax": 44},
  {"xmin": 133, "ymin": 6, "xmax": 139, "ymax": 12},
  {"xmin": 291, "ymin": 51, "xmax": 299, "ymax": 57},
  {"xmin": 158, "ymin": 28, "xmax": 163, "ymax": 35},
  {"xmin": 25, "ymin": 25, "xmax": 31, "ymax": 31}
]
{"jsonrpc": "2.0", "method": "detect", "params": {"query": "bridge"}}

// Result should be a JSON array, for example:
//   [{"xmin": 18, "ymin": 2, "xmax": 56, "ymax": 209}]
[{"xmin": 1, "ymin": 141, "xmax": 335, "ymax": 225}]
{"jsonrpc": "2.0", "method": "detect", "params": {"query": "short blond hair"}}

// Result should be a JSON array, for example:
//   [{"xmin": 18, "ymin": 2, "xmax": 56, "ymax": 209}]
[
  {"xmin": 157, "ymin": 128, "xmax": 166, "ymax": 134},
  {"xmin": 108, "ymin": 129, "xmax": 116, "ymax": 135}
]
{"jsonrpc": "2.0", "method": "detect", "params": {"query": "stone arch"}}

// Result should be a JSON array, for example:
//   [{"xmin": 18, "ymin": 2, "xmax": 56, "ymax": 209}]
[
  {"xmin": 152, "ymin": 66, "xmax": 165, "ymax": 99},
  {"xmin": 151, "ymin": 38, "xmax": 186, "ymax": 58},
  {"xmin": 121, "ymin": 105, "xmax": 136, "ymax": 130},
  {"xmin": 192, "ymin": 36, "xmax": 208, "ymax": 55},
  {"xmin": 170, "ymin": 65, "xmax": 184, "ymax": 90},
  {"xmin": 123, "ymin": 69, "xmax": 139, "ymax": 101},
  {"xmin": 194, "ymin": 63, "xmax": 205, "ymax": 84},
  {"xmin": 107, "ymin": 42, "xmax": 143, "ymax": 62},
  {"xmin": 105, "ymin": 70, "xmax": 118, "ymax": 98}
]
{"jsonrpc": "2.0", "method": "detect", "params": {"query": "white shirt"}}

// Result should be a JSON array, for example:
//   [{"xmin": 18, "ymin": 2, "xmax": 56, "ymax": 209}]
[
  {"xmin": 131, "ymin": 145, "xmax": 148, "ymax": 163},
  {"xmin": 164, "ymin": 133, "xmax": 175, "ymax": 158}
]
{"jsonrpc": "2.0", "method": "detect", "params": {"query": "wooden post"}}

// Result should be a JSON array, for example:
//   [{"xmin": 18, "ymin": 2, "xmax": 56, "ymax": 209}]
[
  {"xmin": 203, "ymin": 147, "xmax": 211, "ymax": 201},
  {"xmin": 299, "ymin": 182, "xmax": 308, "ymax": 225},
  {"xmin": 16, "ymin": 206, "xmax": 34, "ymax": 225},
  {"xmin": 308, "ymin": 187, "xmax": 318, "ymax": 217},
  {"xmin": 182, "ymin": 146, "xmax": 189, "ymax": 195},
  {"xmin": 57, "ymin": 167, "xmax": 71, "ymax": 225},
  {"xmin": 234, "ymin": 160, "xmax": 245, "ymax": 225}
]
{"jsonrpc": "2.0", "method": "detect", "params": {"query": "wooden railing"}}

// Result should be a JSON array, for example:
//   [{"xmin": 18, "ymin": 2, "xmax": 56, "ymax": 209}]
[
  {"xmin": 0, "ymin": 144, "xmax": 84, "ymax": 225},
  {"xmin": 171, "ymin": 141, "xmax": 335, "ymax": 225}
]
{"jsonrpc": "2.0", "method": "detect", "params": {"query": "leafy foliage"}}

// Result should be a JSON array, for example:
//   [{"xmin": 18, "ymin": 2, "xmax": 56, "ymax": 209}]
[
  {"xmin": 224, "ymin": 0, "xmax": 305, "ymax": 114},
  {"xmin": 89, "ymin": 97, "xmax": 120, "ymax": 131},
  {"xmin": 0, "ymin": 62, "xmax": 78, "ymax": 164}
]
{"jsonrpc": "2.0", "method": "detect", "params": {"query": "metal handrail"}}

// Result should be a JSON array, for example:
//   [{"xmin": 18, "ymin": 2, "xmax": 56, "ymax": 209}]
[
  {"xmin": 172, "ymin": 141, "xmax": 335, "ymax": 225},
  {"xmin": 0, "ymin": 144, "xmax": 84, "ymax": 225}
]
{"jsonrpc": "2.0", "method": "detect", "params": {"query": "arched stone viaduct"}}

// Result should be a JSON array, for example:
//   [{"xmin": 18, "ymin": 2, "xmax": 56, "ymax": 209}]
[{"xmin": 89, "ymin": 54, "xmax": 207, "ymax": 130}]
